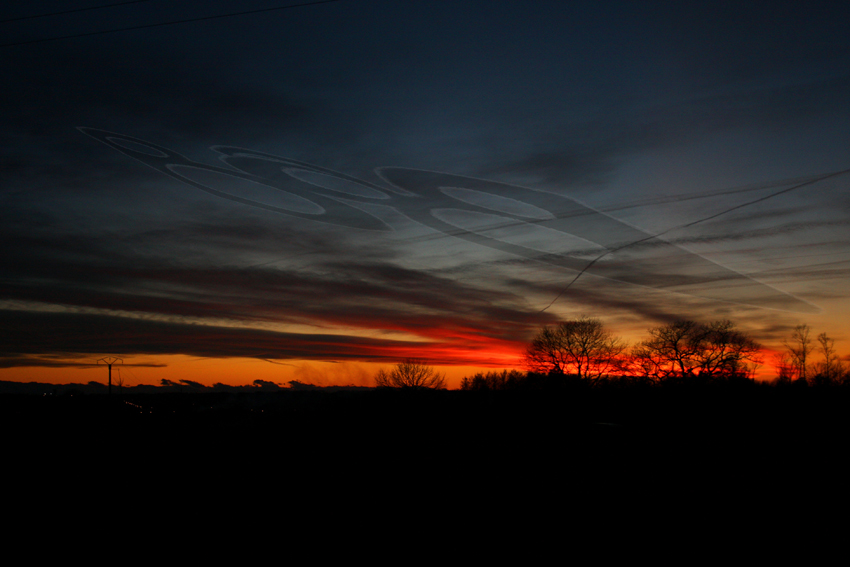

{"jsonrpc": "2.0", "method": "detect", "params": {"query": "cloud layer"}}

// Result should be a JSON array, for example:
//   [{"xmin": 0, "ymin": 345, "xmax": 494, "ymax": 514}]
[{"xmin": 2, "ymin": 1, "xmax": 849, "ymax": 376}]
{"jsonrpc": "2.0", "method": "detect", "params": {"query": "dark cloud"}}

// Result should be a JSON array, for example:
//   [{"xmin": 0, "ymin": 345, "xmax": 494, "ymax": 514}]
[
  {"xmin": 2, "ymin": 1, "xmax": 849, "ymax": 378},
  {"xmin": 475, "ymin": 72, "xmax": 850, "ymax": 187},
  {"xmin": 0, "ymin": 307, "xmax": 533, "ymax": 368},
  {"xmin": 0, "ymin": 353, "xmax": 166, "ymax": 369}
]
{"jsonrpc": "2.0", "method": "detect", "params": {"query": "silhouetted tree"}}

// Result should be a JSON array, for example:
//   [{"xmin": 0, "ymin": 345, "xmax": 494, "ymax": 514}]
[
  {"xmin": 524, "ymin": 317, "xmax": 626, "ymax": 381},
  {"xmin": 632, "ymin": 319, "xmax": 761, "ymax": 381},
  {"xmin": 812, "ymin": 332, "xmax": 845, "ymax": 385},
  {"xmin": 374, "ymin": 359, "xmax": 446, "ymax": 389},
  {"xmin": 695, "ymin": 320, "xmax": 762, "ymax": 378},
  {"xmin": 772, "ymin": 351, "xmax": 796, "ymax": 384},
  {"xmin": 784, "ymin": 324, "xmax": 813, "ymax": 382},
  {"xmin": 632, "ymin": 320, "xmax": 706, "ymax": 381}
]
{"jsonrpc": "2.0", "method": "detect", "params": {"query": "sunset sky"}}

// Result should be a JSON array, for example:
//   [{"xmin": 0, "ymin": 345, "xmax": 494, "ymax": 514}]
[{"xmin": 2, "ymin": 0, "xmax": 849, "ymax": 387}]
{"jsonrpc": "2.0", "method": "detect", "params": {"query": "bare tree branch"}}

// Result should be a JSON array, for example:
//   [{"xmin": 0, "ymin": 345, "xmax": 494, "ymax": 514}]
[
  {"xmin": 374, "ymin": 359, "xmax": 446, "ymax": 389},
  {"xmin": 524, "ymin": 317, "xmax": 625, "ymax": 381}
]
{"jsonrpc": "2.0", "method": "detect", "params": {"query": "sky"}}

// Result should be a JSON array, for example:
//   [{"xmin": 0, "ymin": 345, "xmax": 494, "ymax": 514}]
[{"xmin": 2, "ymin": 0, "xmax": 849, "ymax": 387}]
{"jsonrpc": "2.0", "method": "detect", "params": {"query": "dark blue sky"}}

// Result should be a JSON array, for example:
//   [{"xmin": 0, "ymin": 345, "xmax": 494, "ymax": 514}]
[{"xmin": 2, "ymin": 0, "xmax": 849, "ymax": 383}]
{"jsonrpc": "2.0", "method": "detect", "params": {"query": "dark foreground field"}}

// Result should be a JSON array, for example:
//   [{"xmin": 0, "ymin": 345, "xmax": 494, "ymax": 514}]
[
  {"xmin": 4, "ymin": 383, "xmax": 848, "ymax": 544},
  {"xmin": 5, "ymin": 385, "xmax": 848, "ymax": 484}
]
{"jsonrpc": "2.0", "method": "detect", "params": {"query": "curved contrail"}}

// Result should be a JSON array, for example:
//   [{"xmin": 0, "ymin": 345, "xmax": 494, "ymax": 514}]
[{"xmin": 80, "ymin": 127, "xmax": 830, "ymax": 313}]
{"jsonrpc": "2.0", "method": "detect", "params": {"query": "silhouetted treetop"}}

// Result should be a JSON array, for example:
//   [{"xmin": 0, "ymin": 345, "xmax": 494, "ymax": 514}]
[
  {"xmin": 374, "ymin": 359, "xmax": 446, "ymax": 389},
  {"xmin": 632, "ymin": 319, "xmax": 761, "ymax": 381},
  {"xmin": 524, "ymin": 316, "xmax": 625, "ymax": 381}
]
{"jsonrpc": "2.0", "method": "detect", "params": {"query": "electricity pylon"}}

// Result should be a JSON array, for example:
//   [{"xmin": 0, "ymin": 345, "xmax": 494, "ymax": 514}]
[{"xmin": 97, "ymin": 357, "xmax": 123, "ymax": 395}]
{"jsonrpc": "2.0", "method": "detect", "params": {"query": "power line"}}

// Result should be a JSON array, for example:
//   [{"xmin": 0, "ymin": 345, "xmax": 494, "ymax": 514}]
[
  {"xmin": 0, "ymin": 1, "xmax": 154, "ymax": 24},
  {"xmin": 0, "ymin": 0, "xmax": 346, "ymax": 48}
]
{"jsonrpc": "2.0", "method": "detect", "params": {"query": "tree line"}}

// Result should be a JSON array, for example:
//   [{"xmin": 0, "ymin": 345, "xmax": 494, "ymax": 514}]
[
  {"xmin": 774, "ymin": 324, "xmax": 846, "ymax": 386},
  {"xmin": 457, "ymin": 317, "xmax": 847, "ymax": 390},
  {"xmin": 369, "ymin": 317, "xmax": 847, "ymax": 390}
]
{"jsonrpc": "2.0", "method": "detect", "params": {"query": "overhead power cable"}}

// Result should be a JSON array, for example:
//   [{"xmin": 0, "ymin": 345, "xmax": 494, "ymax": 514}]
[
  {"xmin": 0, "ymin": 0, "xmax": 345, "ymax": 48},
  {"xmin": 0, "ymin": 1, "xmax": 153, "ymax": 24}
]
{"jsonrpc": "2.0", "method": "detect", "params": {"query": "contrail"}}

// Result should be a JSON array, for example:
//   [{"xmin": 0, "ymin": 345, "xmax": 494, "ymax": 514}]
[{"xmin": 539, "ymin": 167, "xmax": 850, "ymax": 312}]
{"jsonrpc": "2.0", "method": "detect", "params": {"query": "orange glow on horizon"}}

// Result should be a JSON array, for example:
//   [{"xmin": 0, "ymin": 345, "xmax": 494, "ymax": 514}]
[
  {"xmin": 0, "ymin": 348, "xmax": 527, "ymax": 390},
  {"xmin": 0, "ymin": 339, "xmax": 842, "ymax": 388}
]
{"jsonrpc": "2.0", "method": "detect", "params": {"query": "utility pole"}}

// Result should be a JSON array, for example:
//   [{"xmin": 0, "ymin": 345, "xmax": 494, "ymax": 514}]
[{"xmin": 97, "ymin": 357, "xmax": 123, "ymax": 395}]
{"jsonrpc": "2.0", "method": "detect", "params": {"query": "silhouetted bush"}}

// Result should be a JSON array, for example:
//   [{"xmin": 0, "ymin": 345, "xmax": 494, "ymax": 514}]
[{"xmin": 459, "ymin": 369, "xmax": 527, "ymax": 390}]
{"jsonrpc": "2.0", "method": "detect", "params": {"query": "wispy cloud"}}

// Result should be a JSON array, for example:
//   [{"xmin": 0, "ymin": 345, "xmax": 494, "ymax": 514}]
[{"xmin": 2, "ymin": 1, "xmax": 848, "ymax": 380}]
